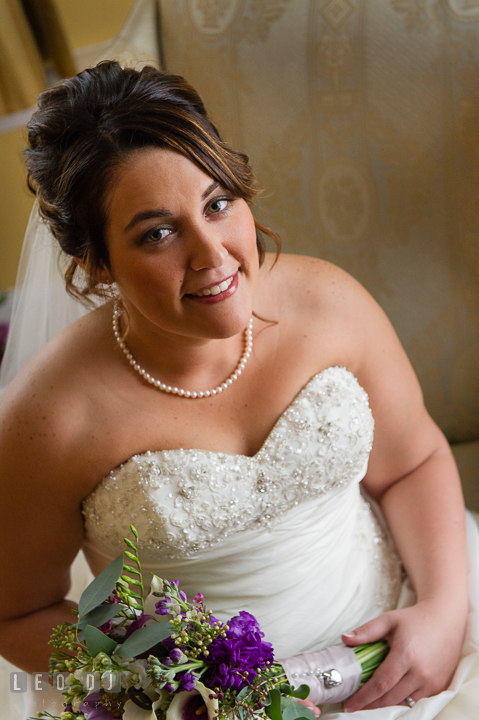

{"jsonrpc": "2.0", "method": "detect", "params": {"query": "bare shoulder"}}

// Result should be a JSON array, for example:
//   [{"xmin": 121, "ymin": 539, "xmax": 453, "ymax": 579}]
[
  {"xmin": 261, "ymin": 252, "xmax": 368, "ymax": 313},
  {"xmin": 259, "ymin": 253, "xmax": 384, "ymax": 368},
  {"xmin": 0, "ymin": 306, "xmax": 111, "ymax": 497}
]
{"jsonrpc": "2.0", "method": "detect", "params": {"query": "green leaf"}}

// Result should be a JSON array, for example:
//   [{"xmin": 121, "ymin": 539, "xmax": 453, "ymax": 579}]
[
  {"xmin": 116, "ymin": 621, "xmax": 172, "ymax": 657},
  {"xmin": 290, "ymin": 684, "xmax": 310, "ymax": 700},
  {"xmin": 266, "ymin": 689, "xmax": 282, "ymax": 720},
  {"xmin": 77, "ymin": 603, "xmax": 126, "ymax": 630},
  {"xmin": 78, "ymin": 556, "xmax": 124, "ymax": 617},
  {"xmin": 84, "ymin": 625, "xmax": 117, "ymax": 657},
  {"xmin": 281, "ymin": 697, "xmax": 316, "ymax": 720},
  {"xmin": 236, "ymin": 687, "xmax": 250, "ymax": 702}
]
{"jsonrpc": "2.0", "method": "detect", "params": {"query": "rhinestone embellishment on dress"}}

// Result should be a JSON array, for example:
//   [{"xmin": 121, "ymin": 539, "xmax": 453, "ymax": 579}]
[{"xmin": 84, "ymin": 367, "xmax": 377, "ymax": 559}]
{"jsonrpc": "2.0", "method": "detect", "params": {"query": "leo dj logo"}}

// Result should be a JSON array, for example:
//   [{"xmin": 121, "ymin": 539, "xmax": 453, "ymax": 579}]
[{"xmin": 10, "ymin": 671, "xmax": 123, "ymax": 693}]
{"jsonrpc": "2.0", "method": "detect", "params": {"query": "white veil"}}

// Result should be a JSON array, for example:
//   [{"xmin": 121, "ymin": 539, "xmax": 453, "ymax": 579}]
[
  {"xmin": 0, "ymin": 0, "xmax": 161, "ymax": 397},
  {"xmin": 0, "ymin": 204, "xmax": 91, "ymax": 395}
]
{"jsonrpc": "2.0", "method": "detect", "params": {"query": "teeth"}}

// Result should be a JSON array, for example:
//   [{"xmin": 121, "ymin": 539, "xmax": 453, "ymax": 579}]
[{"xmin": 193, "ymin": 276, "xmax": 234, "ymax": 297}]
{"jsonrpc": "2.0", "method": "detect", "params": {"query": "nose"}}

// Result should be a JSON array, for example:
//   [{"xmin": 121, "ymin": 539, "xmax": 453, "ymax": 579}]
[{"xmin": 188, "ymin": 224, "xmax": 228, "ymax": 271}]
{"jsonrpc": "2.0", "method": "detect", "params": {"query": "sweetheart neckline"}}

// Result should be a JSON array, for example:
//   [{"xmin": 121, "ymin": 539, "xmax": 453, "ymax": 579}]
[{"xmin": 108, "ymin": 366, "xmax": 363, "ymax": 472}]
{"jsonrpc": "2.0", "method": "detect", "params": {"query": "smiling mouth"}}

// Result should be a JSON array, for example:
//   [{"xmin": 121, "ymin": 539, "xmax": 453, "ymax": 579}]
[{"xmin": 190, "ymin": 275, "xmax": 235, "ymax": 297}]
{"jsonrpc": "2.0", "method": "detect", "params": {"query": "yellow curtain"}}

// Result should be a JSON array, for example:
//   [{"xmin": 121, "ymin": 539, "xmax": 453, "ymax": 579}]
[
  {"xmin": 0, "ymin": 0, "xmax": 46, "ymax": 115},
  {"xmin": 0, "ymin": 0, "xmax": 75, "ymax": 117}
]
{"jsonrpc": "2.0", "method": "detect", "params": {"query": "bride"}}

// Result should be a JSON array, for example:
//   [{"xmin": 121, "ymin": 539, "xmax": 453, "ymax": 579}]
[{"xmin": 0, "ymin": 61, "xmax": 478, "ymax": 719}]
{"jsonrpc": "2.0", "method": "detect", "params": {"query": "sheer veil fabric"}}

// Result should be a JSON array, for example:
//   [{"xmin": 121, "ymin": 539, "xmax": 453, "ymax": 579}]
[{"xmin": 0, "ymin": 203, "xmax": 92, "ymax": 396}]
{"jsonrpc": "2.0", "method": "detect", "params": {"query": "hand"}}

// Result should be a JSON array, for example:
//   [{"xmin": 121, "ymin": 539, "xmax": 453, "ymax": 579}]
[
  {"xmin": 295, "ymin": 698, "xmax": 321, "ymax": 717},
  {"xmin": 341, "ymin": 600, "xmax": 466, "ymax": 712}
]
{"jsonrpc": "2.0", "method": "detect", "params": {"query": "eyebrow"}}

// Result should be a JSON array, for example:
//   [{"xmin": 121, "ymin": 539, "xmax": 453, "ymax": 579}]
[{"xmin": 123, "ymin": 181, "xmax": 222, "ymax": 233}]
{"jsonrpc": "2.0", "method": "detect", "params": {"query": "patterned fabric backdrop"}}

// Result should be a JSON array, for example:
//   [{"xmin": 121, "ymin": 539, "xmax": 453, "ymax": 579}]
[{"xmin": 158, "ymin": 0, "xmax": 479, "ymax": 508}]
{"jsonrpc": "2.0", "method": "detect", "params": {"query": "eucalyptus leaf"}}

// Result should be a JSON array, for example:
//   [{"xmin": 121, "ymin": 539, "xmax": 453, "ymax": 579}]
[
  {"xmin": 290, "ymin": 684, "xmax": 310, "ymax": 700},
  {"xmin": 116, "ymin": 621, "xmax": 172, "ymax": 658},
  {"xmin": 266, "ymin": 689, "xmax": 282, "ymax": 720},
  {"xmin": 84, "ymin": 625, "xmax": 118, "ymax": 657},
  {"xmin": 78, "ymin": 555, "xmax": 124, "ymax": 617},
  {"xmin": 77, "ymin": 603, "xmax": 126, "ymax": 631},
  {"xmin": 236, "ymin": 687, "xmax": 250, "ymax": 702},
  {"xmin": 281, "ymin": 697, "xmax": 316, "ymax": 720}
]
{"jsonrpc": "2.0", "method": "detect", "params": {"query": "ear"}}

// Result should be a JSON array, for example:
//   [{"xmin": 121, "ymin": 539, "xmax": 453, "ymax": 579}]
[{"xmin": 74, "ymin": 257, "xmax": 114, "ymax": 285}]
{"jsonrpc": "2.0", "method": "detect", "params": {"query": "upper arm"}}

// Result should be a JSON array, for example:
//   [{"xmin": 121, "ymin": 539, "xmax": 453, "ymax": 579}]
[
  {"xmin": 0, "ymin": 380, "xmax": 85, "ymax": 622},
  {"xmin": 336, "ymin": 275, "xmax": 451, "ymax": 499}
]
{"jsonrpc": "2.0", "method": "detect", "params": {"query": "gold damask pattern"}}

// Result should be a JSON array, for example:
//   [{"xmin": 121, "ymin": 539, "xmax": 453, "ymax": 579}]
[{"xmin": 158, "ymin": 0, "xmax": 479, "ymax": 506}]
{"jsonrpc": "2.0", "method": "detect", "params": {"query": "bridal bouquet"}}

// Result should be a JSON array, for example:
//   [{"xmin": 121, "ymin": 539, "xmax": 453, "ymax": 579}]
[{"xmin": 31, "ymin": 527, "xmax": 388, "ymax": 720}]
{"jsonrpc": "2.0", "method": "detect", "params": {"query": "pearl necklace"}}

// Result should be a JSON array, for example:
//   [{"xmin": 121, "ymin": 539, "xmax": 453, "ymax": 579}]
[{"xmin": 112, "ymin": 300, "xmax": 253, "ymax": 398}]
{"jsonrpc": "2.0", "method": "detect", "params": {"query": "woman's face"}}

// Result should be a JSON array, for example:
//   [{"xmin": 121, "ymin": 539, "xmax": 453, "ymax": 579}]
[{"xmin": 103, "ymin": 147, "xmax": 259, "ymax": 343}]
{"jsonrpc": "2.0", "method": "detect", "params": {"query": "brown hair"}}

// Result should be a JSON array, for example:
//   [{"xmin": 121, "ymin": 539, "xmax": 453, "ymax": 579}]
[{"xmin": 26, "ymin": 61, "xmax": 279, "ymax": 303}]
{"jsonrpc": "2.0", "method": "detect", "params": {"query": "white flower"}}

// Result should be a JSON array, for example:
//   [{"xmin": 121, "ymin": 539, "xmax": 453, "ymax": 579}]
[
  {"xmin": 166, "ymin": 682, "xmax": 218, "ymax": 720},
  {"xmin": 120, "ymin": 660, "xmax": 151, "ymax": 690},
  {"xmin": 123, "ymin": 695, "xmax": 163, "ymax": 720}
]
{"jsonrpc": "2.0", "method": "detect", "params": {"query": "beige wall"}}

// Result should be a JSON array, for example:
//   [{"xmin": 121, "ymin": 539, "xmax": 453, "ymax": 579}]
[{"xmin": 0, "ymin": 0, "xmax": 135, "ymax": 291}]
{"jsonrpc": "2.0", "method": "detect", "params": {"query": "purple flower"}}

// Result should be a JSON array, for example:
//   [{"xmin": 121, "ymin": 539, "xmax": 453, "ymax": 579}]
[
  {"xmin": 169, "ymin": 648, "xmax": 184, "ymax": 663},
  {"xmin": 125, "ymin": 613, "xmax": 153, "ymax": 639},
  {"xmin": 156, "ymin": 597, "xmax": 172, "ymax": 615},
  {"xmin": 79, "ymin": 692, "xmax": 117, "ymax": 719},
  {"xmin": 178, "ymin": 672, "xmax": 196, "ymax": 692},
  {"xmin": 204, "ymin": 611, "xmax": 274, "ymax": 691},
  {"xmin": 179, "ymin": 590, "xmax": 187, "ymax": 603}
]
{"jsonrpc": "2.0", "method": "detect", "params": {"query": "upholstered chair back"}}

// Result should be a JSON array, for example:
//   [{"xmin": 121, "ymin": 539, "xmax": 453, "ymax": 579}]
[{"xmin": 157, "ymin": 0, "xmax": 479, "ymax": 509}]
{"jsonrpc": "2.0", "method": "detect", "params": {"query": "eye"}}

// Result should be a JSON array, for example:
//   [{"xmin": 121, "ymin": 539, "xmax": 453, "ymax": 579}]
[
  {"xmin": 207, "ymin": 198, "xmax": 231, "ymax": 215},
  {"xmin": 142, "ymin": 227, "xmax": 172, "ymax": 244}
]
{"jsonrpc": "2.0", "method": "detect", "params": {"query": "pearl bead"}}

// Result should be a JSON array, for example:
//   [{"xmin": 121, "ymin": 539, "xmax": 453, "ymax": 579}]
[{"xmin": 112, "ymin": 301, "xmax": 253, "ymax": 399}]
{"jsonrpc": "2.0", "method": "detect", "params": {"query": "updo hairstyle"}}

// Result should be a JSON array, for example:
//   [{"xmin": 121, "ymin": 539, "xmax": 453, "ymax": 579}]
[{"xmin": 25, "ymin": 61, "xmax": 278, "ymax": 303}]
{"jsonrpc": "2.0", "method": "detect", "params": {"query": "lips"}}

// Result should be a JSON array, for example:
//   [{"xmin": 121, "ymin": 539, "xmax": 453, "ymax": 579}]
[
  {"xmin": 190, "ymin": 275, "xmax": 235, "ymax": 297},
  {"xmin": 185, "ymin": 273, "xmax": 238, "ymax": 304}
]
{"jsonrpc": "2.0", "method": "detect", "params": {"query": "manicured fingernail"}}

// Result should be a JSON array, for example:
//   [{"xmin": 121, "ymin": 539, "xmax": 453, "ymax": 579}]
[{"xmin": 343, "ymin": 631, "xmax": 356, "ymax": 637}]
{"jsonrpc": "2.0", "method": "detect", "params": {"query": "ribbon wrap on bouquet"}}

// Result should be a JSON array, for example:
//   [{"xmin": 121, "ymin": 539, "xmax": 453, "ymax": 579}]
[{"xmin": 280, "ymin": 645, "xmax": 363, "ymax": 704}]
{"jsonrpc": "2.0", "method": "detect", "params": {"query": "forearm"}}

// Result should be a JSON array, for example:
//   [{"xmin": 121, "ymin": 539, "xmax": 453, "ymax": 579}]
[
  {"xmin": 379, "ymin": 445, "xmax": 468, "ymax": 615},
  {"xmin": 0, "ymin": 599, "xmax": 78, "ymax": 673}
]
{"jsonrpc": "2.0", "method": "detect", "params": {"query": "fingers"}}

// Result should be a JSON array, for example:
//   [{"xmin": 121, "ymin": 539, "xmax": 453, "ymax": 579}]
[
  {"xmin": 342, "ymin": 612, "xmax": 395, "ymax": 647},
  {"xmin": 344, "ymin": 668, "xmax": 421, "ymax": 712}
]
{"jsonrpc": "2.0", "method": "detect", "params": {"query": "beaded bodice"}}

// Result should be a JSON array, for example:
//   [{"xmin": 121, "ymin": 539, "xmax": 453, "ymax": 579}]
[{"xmin": 83, "ymin": 367, "xmax": 374, "ymax": 561}]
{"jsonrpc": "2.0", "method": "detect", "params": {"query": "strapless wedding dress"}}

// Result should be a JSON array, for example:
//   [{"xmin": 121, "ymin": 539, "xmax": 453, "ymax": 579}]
[{"xmin": 3, "ymin": 367, "xmax": 479, "ymax": 719}]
